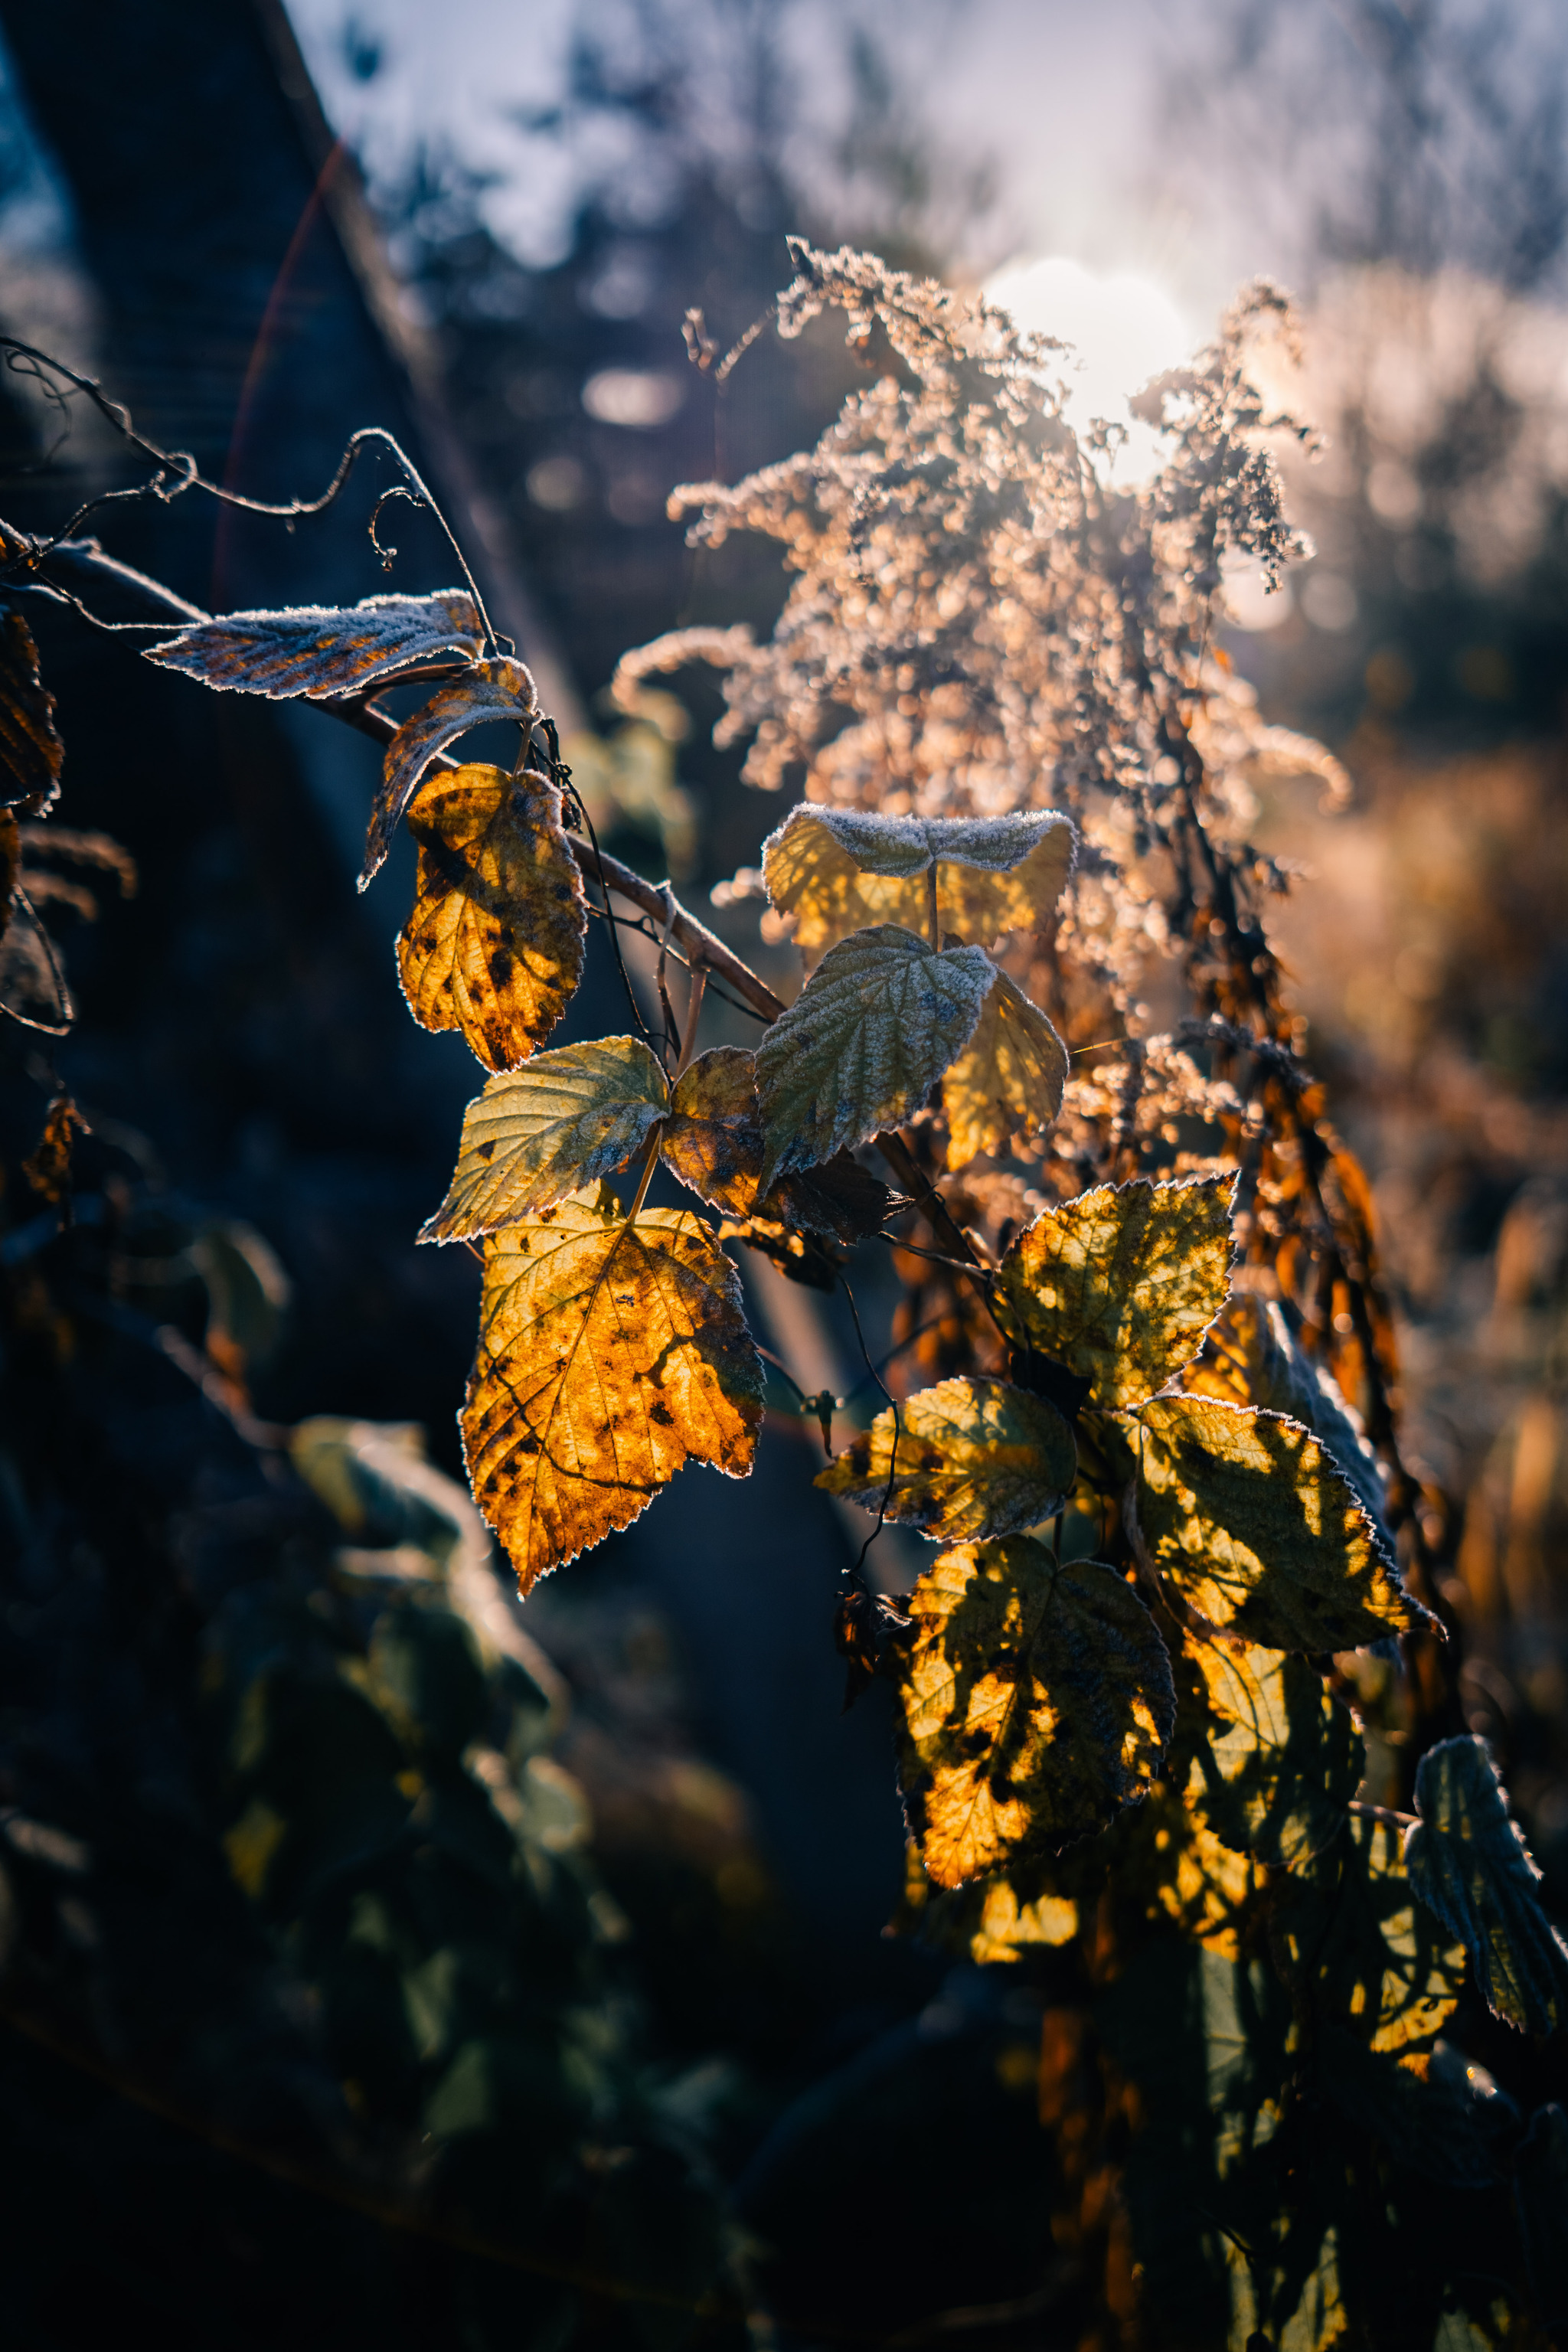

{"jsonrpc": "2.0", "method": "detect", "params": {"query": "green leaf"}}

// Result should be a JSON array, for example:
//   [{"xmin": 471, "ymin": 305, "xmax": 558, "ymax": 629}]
[
  {"xmin": 1191, "ymin": 1642, "xmax": 1362, "ymax": 1868},
  {"xmin": 994, "ymin": 1174, "xmax": 1236, "ymax": 1410},
  {"xmin": 1405, "ymin": 1736, "xmax": 1568, "ymax": 2035},
  {"xmin": 755, "ymin": 923, "xmax": 995, "ymax": 1181},
  {"xmin": 423, "ymin": 1037, "xmax": 668, "ymax": 1241},
  {"xmin": 1273, "ymin": 1811, "xmax": 1465, "ymax": 2056},
  {"xmin": 145, "ymin": 588, "xmax": 484, "ymax": 701},
  {"xmin": 1129, "ymin": 1394, "xmax": 1429, "ymax": 1651},
  {"xmin": 893, "ymin": 1536, "xmax": 1174, "ymax": 1887},
  {"xmin": 817, "ymin": 1375, "xmax": 1076, "ymax": 1540},
  {"xmin": 939, "ymin": 966, "xmax": 1067, "ymax": 1169},
  {"xmin": 364, "ymin": 655, "xmax": 539, "ymax": 886},
  {"xmin": 762, "ymin": 804, "xmax": 1076, "ymax": 953}
]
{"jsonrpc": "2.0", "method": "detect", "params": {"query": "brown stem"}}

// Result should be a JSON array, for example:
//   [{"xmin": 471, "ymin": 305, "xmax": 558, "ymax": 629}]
[
  {"xmin": 874, "ymin": 1129, "xmax": 984, "ymax": 1267},
  {"xmin": 672, "ymin": 962, "xmax": 708, "ymax": 1082}
]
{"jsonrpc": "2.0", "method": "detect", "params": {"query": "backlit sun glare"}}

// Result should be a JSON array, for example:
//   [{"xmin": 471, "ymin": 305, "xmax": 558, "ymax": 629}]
[{"xmin": 984, "ymin": 254, "xmax": 1194, "ymax": 480}]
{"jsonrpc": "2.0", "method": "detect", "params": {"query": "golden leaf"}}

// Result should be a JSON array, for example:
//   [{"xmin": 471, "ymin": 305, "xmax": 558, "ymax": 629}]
[
  {"xmin": 426, "ymin": 1037, "xmax": 667, "ymax": 1241},
  {"xmin": 893, "ymin": 1537, "xmax": 1174, "ymax": 1888},
  {"xmin": 1142, "ymin": 1773, "xmax": 1264, "ymax": 1960},
  {"xmin": 994, "ymin": 1174, "xmax": 1236, "ymax": 1410},
  {"xmin": 659, "ymin": 1046, "xmax": 763, "ymax": 1217},
  {"xmin": 940, "ymin": 966, "xmax": 1067, "ymax": 1169},
  {"xmin": 892, "ymin": 1839, "xmax": 1080, "ymax": 1965},
  {"xmin": 662, "ymin": 1046, "xmax": 889, "ymax": 1240},
  {"xmin": 1188, "ymin": 1639, "xmax": 1363, "ymax": 1869},
  {"xmin": 817, "ymin": 1375, "xmax": 1076, "ymax": 1540},
  {"xmin": 365, "ymin": 656, "xmax": 538, "ymax": 884},
  {"xmin": 755, "ymin": 924, "xmax": 995, "ymax": 1183},
  {"xmin": 761, "ymin": 805, "xmax": 1075, "ymax": 954},
  {"xmin": 22, "ymin": 1091, "xmax": 90, "ymax": 1203},
  {"xmin": 145, "ymin": 588, "xmax": 483, "ymax": 701},
  {"xmin": 397, "ymin": 762, "xmax": 586, "ymax": 1073},
  {"xmin": 0, "ymin": 609, "xmax": 63, "ymax": 814},
  {"xmin": 1129, "ymin": 1394, "xmax": 1429, "ymax": 1651},
  {"xmin": 462, "ymin": 1186, "xmax": 763, "ymax": 1589},
  {"xmin": 1183, "ymin": 1293, "xmax": 1389, "ymax": 1539},
  {"xmin": 1273, "ymin": 1813, "xmax": 1465, "ymax": 2056}
]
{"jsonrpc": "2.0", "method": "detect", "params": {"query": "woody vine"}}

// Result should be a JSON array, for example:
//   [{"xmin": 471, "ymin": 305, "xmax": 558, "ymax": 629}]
[{"xmin": 2, "ymin": 242, "xmax": 1566, "ymax": 2343}]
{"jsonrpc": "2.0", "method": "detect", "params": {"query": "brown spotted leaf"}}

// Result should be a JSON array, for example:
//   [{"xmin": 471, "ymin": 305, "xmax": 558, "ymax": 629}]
[
  {"xmin": 397, "ymin": 761, "xmax": 586, "ymax": 1071},
  {"xmin": 940, "ymin": 966, "xmax": 1067, "ymax": 1169},
  {"xmin": 763, "ymin": 805, "xmax": 1076, "ymax": 955},
  {"xmin": 662, "ymin": 1045, "xmax": 889, "ymax": 1240},
  {"xmin": 818, "ymin": 1376, "xmax": 1076, "ymax": 1540},
  {"xmin": 1128, "ymin": 1394, "xmax": 1430, "ymax": 1651},
  {"xmin": 755, "ymin": 925, "xmax": 995, "ymax": 1184},
  {"xmin": 462, "ymin": 1186, "xmax": 763, "ymax": 1589},
  {"xmin": 426, "ymin": 1038, "xmax": 669, "ymax": 1241},
  {"xmin": 894, "ymin": 1536, "xmax": 1174, "ymax": 1887},
  {"xmin": 0, "ymin": 609, "xmax": 63, "ymax": 812},
  {"xmin": 364, "ymin": 657, "xmax": 539, "ymax": 887},
  {"xmin": 22, "ymin": 1091, "xmax": 90, "ymax": 1202},
  {"xmin": 994, "ymin": 1175, "xmax": 1236, "ymax": 1410},
  {"xmin": 145, "ymin": 589, "xmax": 483, "ymax": 701}
]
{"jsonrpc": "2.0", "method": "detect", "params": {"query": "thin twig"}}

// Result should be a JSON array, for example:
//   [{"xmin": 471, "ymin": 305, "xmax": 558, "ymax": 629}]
[{"xmin": 841, "ymin": 1278, "xmax": 902, "ymax": 1583}]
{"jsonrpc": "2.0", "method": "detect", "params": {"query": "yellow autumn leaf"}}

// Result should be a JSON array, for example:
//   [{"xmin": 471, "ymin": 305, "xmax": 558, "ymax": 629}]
[
  {"xmin": 755, "ymin": 924, "xmax": 995, "ymax": 1183},
  {"xmin": 1273, "ymin": 1812, "xmax": 1465, "ymax": 2056},
  {"xmin": 993, "ymin": 1174, "xmax": 1236, "ymax": 1410},
  {"xmin": 462, "ymin": 1186, "xmax": 763, "ymax": 1589},
  {"xmin": 892, "ymin": 1839, "xmax": 1080, "ymax": 1965},
  {"xmin": 1129, "ymin": 1394, "xmax": 1429, "ymax": 1651},
  {"xmin": 366, "ymin": 656, "xmax": 538, "ymax": 884},
  {"xmin": 1183, "ymin": 1292, "xmax": 1390, "ymax": 1539},
  {"xmin": 660, "ymin": 1045, "xmax": 890, "ymax": 1245},
  {"xmin": 940, "ymin": 966, "xmax": 1067, "ymax": 1169},
  {"xmin": 893, "ymin": 1537, "xmax": 1174, "ymax": 1888},
  {"xmin": 397, "ymin": 762, "xmax": 587, "ymax": 1073},
  {"xmin": 1188, "ymin": 1638, "xmax": 1363, "ymax": 1869},
  {"xmin": 762, "ymin": 805, "xmax": 1076, "ymax": 954},
  {"xmin": 425, "ymin": 1037, "xmax": 668, "ymax": 1240},
  {"xmin": 816, "ymin": 1375, "xmax": 1076, "ymax": 1540}
]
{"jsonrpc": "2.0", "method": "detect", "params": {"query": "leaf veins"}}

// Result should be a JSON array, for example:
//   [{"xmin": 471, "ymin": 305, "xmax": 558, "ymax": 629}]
[
  {"xmin": 397, "ymin": 760, "xmax": 587, "ymax": 1073},
  {"xmin": 818, "ymin": 1375, "xmax": 1076, "ymax": 1541},
  {"xmin": 427, "ymin": 1037, "xmax": 669, "ymax": 1240},
  {"xmin": 1128, "ymin": 1394, "xmax": 1431, "ymax": 1651},
  {"xmin": 364, "ymin": 656, "xmax": 538, "ymax": 887},
  {"xmin": 661, "ymin": 1044, "xmax": 888, "ymax": 1240},
  {"xmin": 754, "ymin": 923, "xmax": 995, "ymax": 1184},
  {"xmin": 994, "ymin": 1174, "xmax": 1236, "ymax": 1410},
  {"xmin": 1405, "ymin": 1734, "xmax": 1568, "ymax": 2034},
  {"xmin": 145, "ymin": 588, "xmax": 483, "ymax": 700},
  {"xmin": 893, "ymin": 1536, "xmax": 1174, "ymax": 1887},
  {"xmin": 462, "ymin": 1186, "xmax": 763, "ymax": 1589},
  {"xmin": 0, "ymin": 609, "xmax": 64, "ymax": 813},
  {"xmin": 940, "ymin": 965, "xmax": 1067, "ymax": 1170},
  {"xmin": 762, "ymin": 805, "xmax": 1076, "ymax": 955}
]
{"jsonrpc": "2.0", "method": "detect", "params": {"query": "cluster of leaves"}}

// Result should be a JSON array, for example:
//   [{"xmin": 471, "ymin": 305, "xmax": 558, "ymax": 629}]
[{"xmin": 5, "ymin": 239, "xmax": 1568, "ymax": 2341}]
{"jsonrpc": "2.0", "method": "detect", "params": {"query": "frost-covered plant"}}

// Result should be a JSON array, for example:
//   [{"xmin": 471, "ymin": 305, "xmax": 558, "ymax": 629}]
[{"xmin": 5, "ymin": 246, "xmax": 1566, "ymax": 2341}]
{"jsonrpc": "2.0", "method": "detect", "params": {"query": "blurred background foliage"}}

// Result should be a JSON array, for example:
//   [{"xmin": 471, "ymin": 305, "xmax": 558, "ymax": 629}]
[{"xmin": 1, "ymin": 0, "xmax": 1566, "ymax": 2343}]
